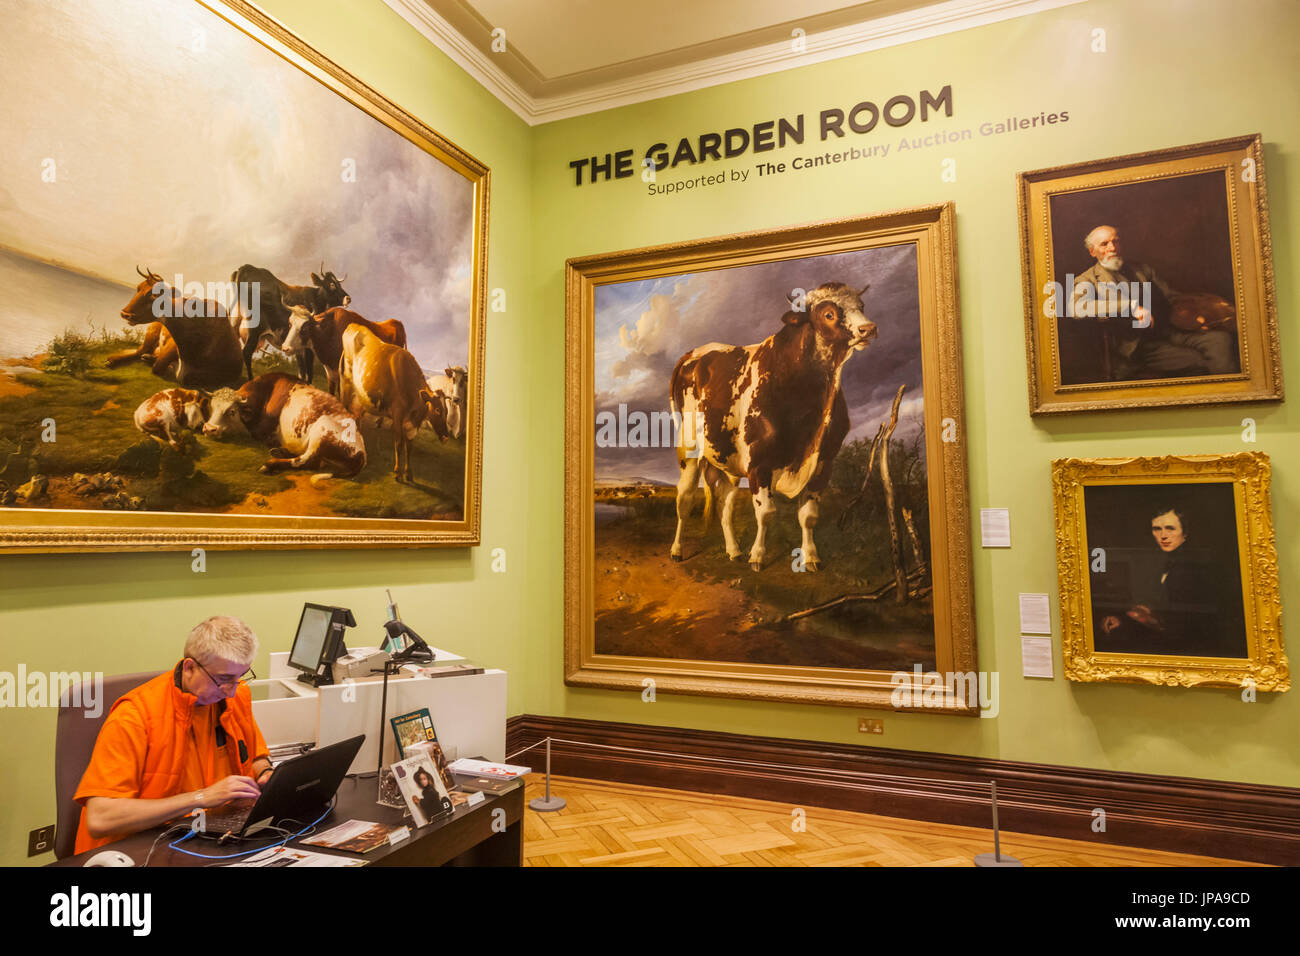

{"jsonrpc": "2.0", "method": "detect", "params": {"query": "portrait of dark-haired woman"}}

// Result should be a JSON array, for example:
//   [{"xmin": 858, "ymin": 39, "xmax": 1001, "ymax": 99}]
[
  {"xmin": 1094, "ymin": 504, "xmax": 1247, "ymax": 658},
  {"xmin": 413, "ymin": 767, "xmax": 446, "ymax": 822}
]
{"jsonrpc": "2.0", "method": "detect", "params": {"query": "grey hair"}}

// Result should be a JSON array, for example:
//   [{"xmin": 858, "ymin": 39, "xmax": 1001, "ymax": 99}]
[
  {"xmin": 1084, "ymin": 225, "xmax": 1117, "ymax": 253},
  {"xmin": 184, "ymin": 616, "xmax": 259, "ymax": 668}
]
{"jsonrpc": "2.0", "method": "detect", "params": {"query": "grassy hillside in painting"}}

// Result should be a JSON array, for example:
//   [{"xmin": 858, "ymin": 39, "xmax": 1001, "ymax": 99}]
[
  {"xmin": 594, "ymin": 432, "xmax": 935, "ymax": 671},
  {"xmin": 0, "ymin": 333, "xmax": 463, "ymax": 519}
]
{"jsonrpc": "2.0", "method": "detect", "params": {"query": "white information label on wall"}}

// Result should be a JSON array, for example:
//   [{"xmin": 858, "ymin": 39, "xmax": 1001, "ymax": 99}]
[
  {"xmin": 1021, "ymin": 637, "xmax": 1054, "ymax": 678},
  {"xmin": 1018, "ymin": 593, "xmax": 1051, "ymax": 635},
  {"xmin": 980, "ymin": 508, "xmax": 1011, "ymax": 548}
]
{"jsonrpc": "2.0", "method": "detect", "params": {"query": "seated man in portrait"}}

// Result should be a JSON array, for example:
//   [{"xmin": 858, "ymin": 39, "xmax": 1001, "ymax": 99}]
[
  {"xmin": 73, "ymin": 616, "xmax": 273, "ymax": 854},
  {"xmin": 1069, "ymin": 225, "xmax": 1238, "ymax": 381},
  {"xmin": 1093, "ymin": 506, "xmax": 1246, "ymax": 659}
]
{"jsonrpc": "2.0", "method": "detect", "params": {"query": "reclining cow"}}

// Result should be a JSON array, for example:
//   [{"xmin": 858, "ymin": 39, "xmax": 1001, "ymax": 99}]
[
  {"xmin": 106, "ymin": 321, "xmax": 175, "ymax": 374},
  {"xmin": 338, "ymin": 325, "xmax": 447, "ymax": 483},
  {"xmin": 202, "ymin": 372, "xmax": 366, "ymax": 479},
  {"xmin": 668, "ymin": 281, "xmax": 876, "ymax": 571},
  {"xmin": 133, "ymin": 388, "xmax": 211, "ymax": 450},
  {"xmin": 119, "ymin": 266, "xmax": 244, "ymax": 389}
]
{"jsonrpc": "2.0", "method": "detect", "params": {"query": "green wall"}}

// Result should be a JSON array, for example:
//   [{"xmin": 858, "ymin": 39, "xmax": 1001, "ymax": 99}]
[
  {"xmin": 3, "ymin": 0, "xmax": 1297, "ymax": 865},
  {"xmin": 530, "ymin": 0, "xmax": 1300, "ymax": 787}
]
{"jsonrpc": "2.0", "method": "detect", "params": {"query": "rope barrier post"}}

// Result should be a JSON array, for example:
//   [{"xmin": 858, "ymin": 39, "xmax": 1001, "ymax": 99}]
[
  {"xmin": 527, "ymin": 738, "xmax": 569, "ymax": 811},
  {"xmin": 974, "ymin": 780, "xmax": 1022, "ymax": 867},
  {"xmin": 528, "ymin": 737, "xmax": 567, "ymax": 813}
]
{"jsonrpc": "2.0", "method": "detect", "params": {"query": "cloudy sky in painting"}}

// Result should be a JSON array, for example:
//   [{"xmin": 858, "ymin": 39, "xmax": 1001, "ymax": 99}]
[
  {"xmin": 594, "ymin": 244, "xmax": 924, "ymax": 483},
  {"xmin": 0, "ymin": 0, "xmax": 473, "ymax": 370}
]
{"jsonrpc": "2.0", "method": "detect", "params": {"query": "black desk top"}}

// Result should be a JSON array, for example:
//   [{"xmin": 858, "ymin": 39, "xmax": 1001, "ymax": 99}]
[{"xmin": 50, "ymin": 774, "xmax": 523, "ymax": 868}]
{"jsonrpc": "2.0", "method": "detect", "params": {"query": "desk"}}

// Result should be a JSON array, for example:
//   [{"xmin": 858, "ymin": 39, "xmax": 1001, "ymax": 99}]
[{"xmin": 49, "ymin": 776, "xmax": 524, "ymax": 868}]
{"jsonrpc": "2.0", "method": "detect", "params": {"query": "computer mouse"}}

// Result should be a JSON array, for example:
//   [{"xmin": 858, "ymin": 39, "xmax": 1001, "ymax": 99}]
[{"xmin": 84, "ymin": 849, "xmax": 135, "ymax": 867}]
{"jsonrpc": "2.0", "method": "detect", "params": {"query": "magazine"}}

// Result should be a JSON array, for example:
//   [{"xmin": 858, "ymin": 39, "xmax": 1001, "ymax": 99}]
[
  {"xmin": 391, "ymin": 753, "xmax": 453, "ymax": 827},
  {"xmin": 448, "ymin": 757, "xmax": 530, "ymax": 779},
  {"xmin": 389, "ymin": 707, "xmax": 438, "ymax": 759},
  {"xmin": 406, "ymin": 739, "xmax": 457, "ymax": 792},
  {"xmin": 301, "ymin": 819, "xmax": 407, "ymax": 854}
]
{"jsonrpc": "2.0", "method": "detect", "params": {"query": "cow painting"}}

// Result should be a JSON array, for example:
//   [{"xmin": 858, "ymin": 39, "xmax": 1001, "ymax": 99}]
[
  {"xmin": 202, "ymin": 372, "xmax": 366, "ymax": 479},
  {"xmin": 425, "ymin": 365, "xmax": 468, "ymax": 440},
  {"xmin": 133, "ymin": 388, "xmax": 212, "ymax": 450},
  {"xmin": 229, "ymin": 265, "xmax": 350, "ymax": 381},
  {"xmin": 279, "ymin": 305, "xmax": 406, "ymax": 397},
  {"xmin": 338, "ymin": 325, "xmax": 446, "ymax": 482},
  {"xmin": 668, "ymin": 282, "xmax": 876, "ymax": 571},
  {"xmin": 119, "ymin": 267, "xmax": 244, "ymax": 389}
]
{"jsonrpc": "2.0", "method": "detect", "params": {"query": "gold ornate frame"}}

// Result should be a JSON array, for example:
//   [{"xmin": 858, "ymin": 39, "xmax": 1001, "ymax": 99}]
[
  {"xmin": 0, "ymin": 0, "xmax": 489, "ymax": 552},
  {"xmin": 565, "ymin": 204, "xmax": 978, "ymax": 711},
  {"xmin": 1052, "ymin": 453, "xmax": 1287, "ymax": 691},
  {"xmin": 1019, "ymin": 135, "xmax": 1280, "ymax": 414}
]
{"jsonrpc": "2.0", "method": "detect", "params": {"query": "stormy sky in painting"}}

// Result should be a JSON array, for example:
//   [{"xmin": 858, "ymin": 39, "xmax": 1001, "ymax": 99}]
[
  {"xmin": 0, "ymin": 0, "xmax": 473, "ymax": 372},
  {"xmin": 594, "ymin": 244, "xmax": 924, "ymax": 483}
]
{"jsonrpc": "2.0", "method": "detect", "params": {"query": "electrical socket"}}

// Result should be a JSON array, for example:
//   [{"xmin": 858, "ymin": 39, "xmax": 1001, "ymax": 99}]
[
  {"xmin": 28, "ymin": 824, "xmax": 55, "ymax": 857},
  {"xmin": 858, "ymin": 717, "xmax": 883, "ymax": 734}
]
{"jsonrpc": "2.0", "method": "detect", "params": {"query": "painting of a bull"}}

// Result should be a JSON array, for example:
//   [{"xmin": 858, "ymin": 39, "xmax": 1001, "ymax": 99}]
[
  {"xmin": 568, "ymin": 208, "xmax": 976, "ymax": 707},
  {"xmin": 670, "ymin": 282, "xmax": 875, "ymax": 571}
]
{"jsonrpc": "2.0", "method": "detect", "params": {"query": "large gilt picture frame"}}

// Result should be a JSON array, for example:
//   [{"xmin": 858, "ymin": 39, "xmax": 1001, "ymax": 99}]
[
  {"xmin": 565, "ymin": 205, "xmax": 978, "ymax": 711},
  {"xmin": 1053, "ymin": 453, "xmax": 1287, "ymax": 691},
  {"xmin": 0, "ymin": 0, "xmax": 488, "ymax": 552},
  {"xmin": 1020, "ymin": 135, "xmax": 1280, "ymax": 415}
]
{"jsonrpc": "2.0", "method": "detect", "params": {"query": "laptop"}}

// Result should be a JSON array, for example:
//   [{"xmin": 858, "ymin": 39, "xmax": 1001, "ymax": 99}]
[{"xmin": 201, "ymin": 734, "xmax": 365, "ymax": 840}]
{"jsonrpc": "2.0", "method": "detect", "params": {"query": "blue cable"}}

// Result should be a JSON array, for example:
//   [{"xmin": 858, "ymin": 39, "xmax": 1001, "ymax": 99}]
[{"xmin": 166, "ymin": 802, "xmax": 334, "ymax": 861}]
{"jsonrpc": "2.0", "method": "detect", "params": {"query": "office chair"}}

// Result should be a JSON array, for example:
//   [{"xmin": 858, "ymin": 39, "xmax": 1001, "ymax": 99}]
[{"xmin": 53, "ymin": 671, "xmax": 161, "ymax": 859}]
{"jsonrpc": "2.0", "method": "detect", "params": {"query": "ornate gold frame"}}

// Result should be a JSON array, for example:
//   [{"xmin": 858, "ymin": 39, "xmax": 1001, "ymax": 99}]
[
  {"xmin": 1019, "ymin": 135, "xmax": 1280, "ymax": 414},
  {"xmin": 1052, "ymin": 453, "xmax": 1287, "ymax": 691},
  {"xmin": 0, "ymin": 0, "xmax": 489, "ymax": 552},
  {"xmin": 565, "ymin": 204, "xmax": 978, "ymax": 711}
]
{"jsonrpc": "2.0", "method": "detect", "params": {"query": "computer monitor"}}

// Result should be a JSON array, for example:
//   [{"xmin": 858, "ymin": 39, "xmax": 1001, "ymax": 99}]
[{"xmin": 289, "ymin": 603, "xmax": 355, "ymax": 686}]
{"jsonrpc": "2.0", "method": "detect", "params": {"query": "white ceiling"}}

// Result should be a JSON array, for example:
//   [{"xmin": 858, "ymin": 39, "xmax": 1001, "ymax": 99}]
[
  {"xmin": 463, "ymin": 0, "xmax": 906, "ymax": 77},
  {"xmin": 382, "ymin": 0, "xmax": 1090, "ymax": 123}
]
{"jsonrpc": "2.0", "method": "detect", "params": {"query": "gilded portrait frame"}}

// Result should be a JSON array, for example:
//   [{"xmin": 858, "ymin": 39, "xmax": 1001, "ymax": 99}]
[
  {"xmin": 565, "ymin": 204, "xmax": 978, "ymax": 711},
  {"xmin": 0, "ymin": 0, "xmax": 489, "ymax": 552},
  {"xmin": 1019, "ymin": 135, "xmax": 1280, "ymax": 415},
  {"xmin": 1052, "ymin": 453, "xmax": 1287, "ymax": 691}
]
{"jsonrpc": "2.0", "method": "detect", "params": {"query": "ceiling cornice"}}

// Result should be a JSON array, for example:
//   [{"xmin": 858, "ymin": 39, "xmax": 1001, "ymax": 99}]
[{"xmin": 381, "ymin": 0, "xmax": 1090, "ymax": 126}]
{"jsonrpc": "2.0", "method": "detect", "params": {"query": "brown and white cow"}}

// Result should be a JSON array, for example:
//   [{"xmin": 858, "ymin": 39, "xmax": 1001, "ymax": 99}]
[
  {"xmin": 338, "ymin": 325, "xmax": 446, "ymax": 482},
  {"xmin": 668, "ymin": 281, "xmax": 876, "ymax": 571},
  {"xmin": 133, "ymin": 388, "xmax": 211, "ymax": 450},
  {"xmin": 228, "ymin": 264, "xmax": 350, "ymax": 382},
  {"xmin": 425, "ymin": 365, "xmax": 467, "ymax": 440},
  {"xmin": 106, "ymin": 321, "xmax": 175, "ymax": 373},
  {"xmin": 202, "ymin": 372, "xmax": 365, "ymax": 478},
  {"xmin": 280, "ymin": 305, "xmax": 407, "ymax": 397},
  {"xmin": 119, "ymin": 267, "xmax": 244, "ymax": 389}
]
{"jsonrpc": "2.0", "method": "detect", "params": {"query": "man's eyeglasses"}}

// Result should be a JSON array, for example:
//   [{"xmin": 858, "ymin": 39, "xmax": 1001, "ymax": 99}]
[{"xmin": 190, "ymin": 657, "xmax": 256, "ymax": 690}]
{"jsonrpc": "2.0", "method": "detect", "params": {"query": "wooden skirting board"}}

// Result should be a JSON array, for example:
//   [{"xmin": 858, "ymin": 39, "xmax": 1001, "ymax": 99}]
[{"xmin": 506, "ymin": 715, "xmax": 1300, "ymax": 866}]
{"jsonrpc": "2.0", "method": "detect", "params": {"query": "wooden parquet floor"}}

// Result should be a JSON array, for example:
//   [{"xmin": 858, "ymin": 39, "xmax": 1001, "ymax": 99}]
[{"xmin": 521, "ymin": 774, "xmax": 1263, "ymax": 867}]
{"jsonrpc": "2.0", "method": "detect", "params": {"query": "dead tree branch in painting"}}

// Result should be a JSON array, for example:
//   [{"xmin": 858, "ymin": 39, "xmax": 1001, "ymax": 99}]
[
  {"xmin": 786, "ymin": 384, "xmax": 929, "ymax": 622},
  {"xmin": 784, "ymin": 566, "xmax": 928, "ymax": 622}
]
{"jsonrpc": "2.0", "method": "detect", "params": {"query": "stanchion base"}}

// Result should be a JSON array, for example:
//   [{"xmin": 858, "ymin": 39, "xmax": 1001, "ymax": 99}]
[
  {"xmin": 529, "ymin": 796, "xmax": 566, "ymax": 812},
  {"xmin": 974, "ymin": 852, "xmax": 1023, "ymax": 867}
]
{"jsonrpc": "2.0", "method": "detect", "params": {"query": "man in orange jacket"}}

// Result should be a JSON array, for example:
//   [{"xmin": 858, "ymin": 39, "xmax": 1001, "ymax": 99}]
[{"xmin": 74, "ymin": 616, "xmax": 273, "ymax": 854}]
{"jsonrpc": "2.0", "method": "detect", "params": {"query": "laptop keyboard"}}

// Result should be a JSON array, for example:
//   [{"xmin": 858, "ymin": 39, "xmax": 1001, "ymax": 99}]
[{"xmin": 203, "ymin": 799, "xmax": 256, "ymax": 834}]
